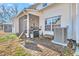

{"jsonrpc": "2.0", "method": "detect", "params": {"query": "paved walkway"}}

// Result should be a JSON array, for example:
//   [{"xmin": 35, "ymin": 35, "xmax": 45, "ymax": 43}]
[{"xmin": 20, "ymin": 37, "xmax": 64, "ymax": 56}]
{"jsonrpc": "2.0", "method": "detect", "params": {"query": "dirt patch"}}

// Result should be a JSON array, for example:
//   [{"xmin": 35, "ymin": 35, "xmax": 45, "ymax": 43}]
[
  {"xmin": 0, "ymin": 39, "xmax": 31, "ymax": 56},
  {"xmin": 0, "ymin": 31, "xmax": 7, "ymax": 36}
]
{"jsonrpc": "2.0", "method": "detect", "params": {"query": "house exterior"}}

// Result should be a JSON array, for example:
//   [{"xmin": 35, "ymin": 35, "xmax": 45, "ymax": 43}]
[
  {"xmin": 3, "ymin": 23, "xmax": 12, "ymax": 32},
  {"xmin": 12, "ymin": 3, "xmax": 79, "ymax": 46},
  {"xmin": 0, "ymin": 23, "xmax": 12, "ymax": 32},
  {"xmin": 0, "ymin": 23, "xmax": 3, "ymax": 31}
]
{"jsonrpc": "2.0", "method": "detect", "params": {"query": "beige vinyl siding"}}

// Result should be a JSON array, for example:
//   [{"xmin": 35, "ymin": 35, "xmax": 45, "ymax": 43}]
[
  {"xmin": 72, "ymin": 3, "xmax": 76, "ymax": 40},
  {"xmin": 39, "ymin": 3, "xmax": 72, "ymax": 36}
]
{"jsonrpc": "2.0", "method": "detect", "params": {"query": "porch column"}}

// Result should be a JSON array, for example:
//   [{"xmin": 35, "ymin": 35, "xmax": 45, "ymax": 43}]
[
  {"xmin": 76, "ymin": 4, "xmax": 79, "ymax": 44},
  {"xmin": 26, "ymin": 14, "xmax": 29, "ymax": 37}
]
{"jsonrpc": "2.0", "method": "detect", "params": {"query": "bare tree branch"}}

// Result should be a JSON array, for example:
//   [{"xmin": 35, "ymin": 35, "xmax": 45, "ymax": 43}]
[{"xmin": 0, "ymin": 4, "xmax": 18, "ymax": 23}]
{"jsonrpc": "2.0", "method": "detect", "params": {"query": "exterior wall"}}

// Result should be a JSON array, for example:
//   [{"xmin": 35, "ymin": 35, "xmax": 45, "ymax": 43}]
[
  {"xmin": 39, "ymin": 3, "xmax": 73, "ymax": 39},
  {"xmin": 12, "ymin": 13, "xmax": 27, "ymax": 33},
  {"xmin": 0, "ymin": 24, "xmax": 3, "ymax": 31},
  {"xmin": 13, "ymin": 3, "xmax": 76, "ymax": 42},
  {"xmin": 4, "ymin": 24, "xmax": 12, "ymax": 32},
  {"xmin": 19, "ymin": 15, "xmax": 27, "ymax": 33},
  {"xmin": 66, "ymin": 3, "xmax": 73, "ymax": 39},
  {"xmin": 76, "ymin": 3, "xmax": 79, "ymax": 43},
  {"xmin": 72, "ymin": 3, "xmax": 76, "ymax": 41}
]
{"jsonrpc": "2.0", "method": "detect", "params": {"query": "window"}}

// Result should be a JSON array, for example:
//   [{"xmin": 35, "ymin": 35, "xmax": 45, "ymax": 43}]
[
  {"xmin": 45, "ymin": 15, "xmax": 61, "ymax": 31},
  {"xmin": 43, "ymin": 3, "xmax": 47, "ymax": 7}
]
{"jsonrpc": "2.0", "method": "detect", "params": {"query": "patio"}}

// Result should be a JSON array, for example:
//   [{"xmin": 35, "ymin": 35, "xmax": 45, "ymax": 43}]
[{"xmin": 20, "ymin": 36, "xmax": 65, "ymax": 56}]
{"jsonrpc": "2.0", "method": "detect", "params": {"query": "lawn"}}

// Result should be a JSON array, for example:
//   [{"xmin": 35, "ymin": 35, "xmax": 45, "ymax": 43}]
[
  {"xmin": 0, "ymin": 34, "xmax": 17, "ymax": 42},
  {"xmin": 0, "ymin": 33, "xmax": 31, "ymax": 56}
]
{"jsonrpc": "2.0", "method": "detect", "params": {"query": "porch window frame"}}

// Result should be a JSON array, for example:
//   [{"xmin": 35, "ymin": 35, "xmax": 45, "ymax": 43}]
[{"xmin": 45, "ymin": 15, "xmax": 61, "ymax": 31}]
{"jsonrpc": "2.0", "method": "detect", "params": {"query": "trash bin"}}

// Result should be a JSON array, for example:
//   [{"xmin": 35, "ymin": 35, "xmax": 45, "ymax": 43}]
[{"xmin": 33, "ymin": 30, "xmax": 39, "ymax": 38}]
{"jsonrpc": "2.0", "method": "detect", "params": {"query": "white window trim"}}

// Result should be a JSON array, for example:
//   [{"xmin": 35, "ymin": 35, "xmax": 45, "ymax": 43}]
[{"xmin": 45, "ymin": 15, "xmax": 61, "ymax": 31}]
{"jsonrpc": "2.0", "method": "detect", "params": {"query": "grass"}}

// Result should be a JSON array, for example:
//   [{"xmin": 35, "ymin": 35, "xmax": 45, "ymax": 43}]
[
  {"xmin": 63, "ymin": 48, "xmax": 74, "ymax": 56},
  {"xmin": 0, "ymin": 34, "xmax": 17, "ymax": 42},
  {"xmin": 15, "ymin": 46, "xmax": 31, "ymax": 56}
]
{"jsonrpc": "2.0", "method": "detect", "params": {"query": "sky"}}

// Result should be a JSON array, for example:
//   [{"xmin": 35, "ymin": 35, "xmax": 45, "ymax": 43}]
[
  {"xmin": 14, "ymin": 3, "xmax": 32, "ymax": 12},
  {"xmin": 5, "ymin": 3, "xmax": 33, "ymax": 12},
  {"xmin": 0, "ymin": 3, "xmax": 33, "ymax": 23}
]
